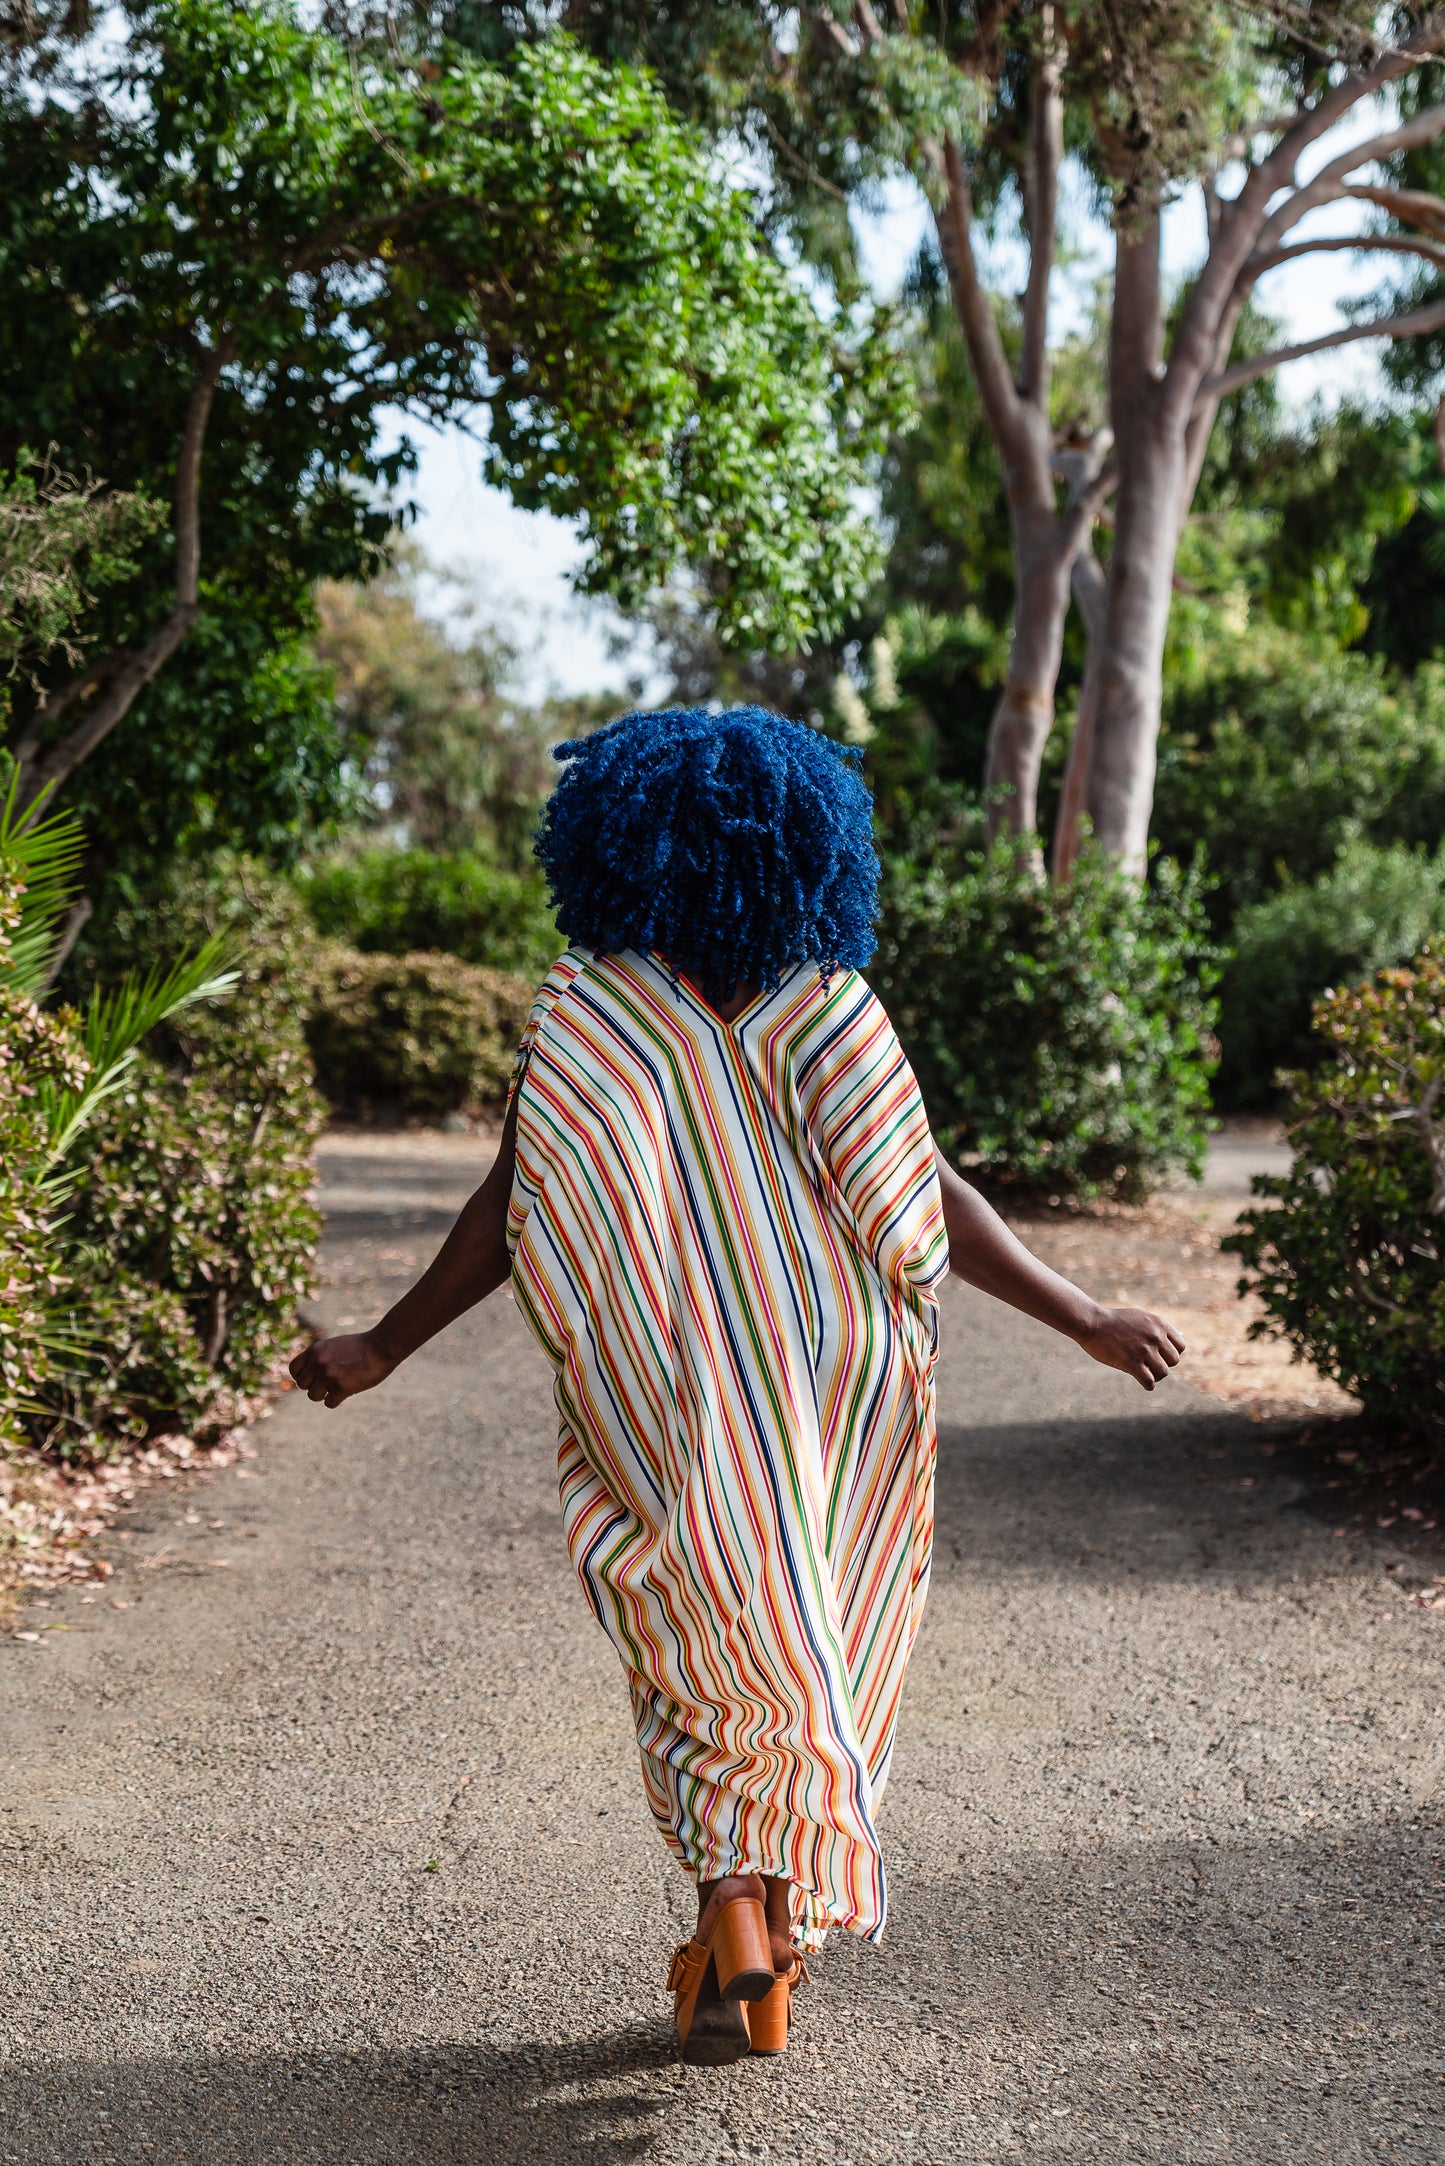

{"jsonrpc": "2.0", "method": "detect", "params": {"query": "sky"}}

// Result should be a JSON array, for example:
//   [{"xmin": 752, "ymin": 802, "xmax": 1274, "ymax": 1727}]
[{"xmin": 388, "ymin": 114, "xmax": 1413, "ymax": 703}]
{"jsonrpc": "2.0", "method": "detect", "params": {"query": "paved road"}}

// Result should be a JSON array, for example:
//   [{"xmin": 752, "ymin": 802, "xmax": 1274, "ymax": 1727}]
[{"xmin": 3, "ymin": 1133, "xmax": 1442, "ymax": 2165}]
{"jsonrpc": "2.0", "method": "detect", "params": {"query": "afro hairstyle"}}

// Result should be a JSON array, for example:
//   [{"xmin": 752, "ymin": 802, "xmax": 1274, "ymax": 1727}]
[{"xmin": 532, "ymin": 704, "xmax": 878, "ymax": 1000}]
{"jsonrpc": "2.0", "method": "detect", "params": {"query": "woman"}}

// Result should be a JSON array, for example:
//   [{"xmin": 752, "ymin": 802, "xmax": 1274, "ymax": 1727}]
[{"xmin": 290, "ymin": 705, "xmax": 1182, "ymax": 2064}]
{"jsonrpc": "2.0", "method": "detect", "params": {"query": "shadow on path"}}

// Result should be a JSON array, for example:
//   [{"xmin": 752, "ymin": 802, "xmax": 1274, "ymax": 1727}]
[
  {"xmin": 6, "ymin": 1817, "xmax": 1441, "ymax": 2164},
  {"xmin": 3, "ymin": 2027, "xmax": 678, "ymax": 2166},
  {"xmin": 933, "ymin": 1405, "xmax": 1356, "ymax": 1594}
]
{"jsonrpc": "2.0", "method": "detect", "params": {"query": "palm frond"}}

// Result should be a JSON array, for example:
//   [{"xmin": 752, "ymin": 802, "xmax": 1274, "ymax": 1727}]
[
  {"xmin": 1418, "ymin": 482, "xmax": 1445, "ymax": 579},
  {"xmin": 0, "ymin": 768, "xmax": 87, "ymax": 995},
  {"xmin": 39, "ymin": 932, "xmax": 240, "ymax": 1167}
]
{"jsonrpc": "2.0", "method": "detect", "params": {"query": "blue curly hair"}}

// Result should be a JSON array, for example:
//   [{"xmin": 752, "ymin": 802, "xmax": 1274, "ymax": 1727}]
[{"xmin": 533, "ymin": 704, "xmax": 878, "ymax": 998}]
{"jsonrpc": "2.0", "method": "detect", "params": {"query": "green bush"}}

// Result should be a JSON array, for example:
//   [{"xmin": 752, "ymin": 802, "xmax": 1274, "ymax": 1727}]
[
  {"xmin": 871, "ymin": 838, "xmax": 1223, "ymax": 1200},
  {"xmin": 1226, "ymin": 952, "xmax": 1445, "ymax": 1441},
  {"xmin": 1152, "ymin": 639, "xmax": 1445, "ymax": 933},
  {"xmin": 304, "ymin": 944, "xmax": 534, "ymax": 1118},
  {"xmin": 0, "ymin": 860, "xmax": 89, "ymax": 1452},
  {"xmin": 50, "ymin": 857, "xmax": 324, "ymax": 1452},
  {"xmin": 1218, "ymin": 840, "xmax": 1445, "ymax": 1109},
  {"xmin": 298, "ymin": 847, "xmax": 562, "ymax": 981}
]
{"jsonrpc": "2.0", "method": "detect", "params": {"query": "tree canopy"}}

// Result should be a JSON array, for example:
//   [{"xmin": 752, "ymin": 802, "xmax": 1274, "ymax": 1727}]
[
  {"xmin": 0, "ymin": 0, "xmax": 905, "ymax": 841},
  {"xmin": 464, "ymin": 1, "xmax": 1445, "ymax": 871}
]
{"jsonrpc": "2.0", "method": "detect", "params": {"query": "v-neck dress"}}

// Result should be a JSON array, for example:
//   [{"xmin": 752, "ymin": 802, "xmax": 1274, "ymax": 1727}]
[{"xmin": 505, "ymin": 948, "xmax": 948, "ymax": 1946}]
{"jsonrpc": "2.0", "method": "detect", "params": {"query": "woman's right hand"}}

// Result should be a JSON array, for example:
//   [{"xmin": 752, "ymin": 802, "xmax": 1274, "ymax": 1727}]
[
  {"xmin": 1076, "ymin": 1305, "xmax": 1185, "ymax": 1391},
  {"xmin": 289, "ymin": 1330, "xmax": 396, "ymax": 1409}
]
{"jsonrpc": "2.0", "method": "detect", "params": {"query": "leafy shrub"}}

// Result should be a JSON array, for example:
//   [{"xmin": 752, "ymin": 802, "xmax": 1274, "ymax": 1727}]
[
  {"xmin": 1226, "ymin": 952, "xmax": 1445, "ymax": 1441},
  {"xmin": 871, "ymin": 839, "xmax": 1223, "ymax": 1200},
  {"xmin": 1218, "ymin": 840, "xmax": 1445, "ymax": 1109},
  {"xmin": 304, "ymin": 944, "xmax": 534, "ymax": 1117},
  {"xmin": 0, "ymin": 861, "xmax": 89, "ymax": 1451},
  {"xmin": 1152, "ymin": 637, "xmax": 1445, "ymax": 932},
  {"xmin": 297, "ymin": 846, "xmax": 562, "ymax": 982},
  {"xmin": 51, "ymin": 857, "xmax": 324, "ymax": 1452}
]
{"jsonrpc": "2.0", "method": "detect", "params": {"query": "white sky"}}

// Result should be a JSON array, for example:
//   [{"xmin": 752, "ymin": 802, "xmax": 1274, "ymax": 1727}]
[{"xmin": 389, "ymin": 126, "xmax": 1414, "ymax": 702}]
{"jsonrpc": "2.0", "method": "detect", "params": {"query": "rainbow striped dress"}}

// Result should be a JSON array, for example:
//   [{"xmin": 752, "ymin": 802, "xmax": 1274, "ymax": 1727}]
[{"xmin": 506, "ymin": 949, "xmax": 948, "ymax": 1947}]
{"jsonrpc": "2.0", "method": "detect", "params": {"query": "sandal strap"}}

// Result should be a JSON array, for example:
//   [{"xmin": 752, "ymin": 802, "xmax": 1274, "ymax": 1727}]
[
  {"xmin": 779, "ymin": 1951, "xmax": 810, "ymax": 1988},
  {"xmin": 666, "ymin": 1939, "xmax": 710, "ymax": 1996}
]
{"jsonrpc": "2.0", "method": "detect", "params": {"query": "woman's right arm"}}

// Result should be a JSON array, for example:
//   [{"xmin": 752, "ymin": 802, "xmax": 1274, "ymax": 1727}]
[{"xmin": 289, "ymin": 1089, "xmax": 521, "ymax": 1409}]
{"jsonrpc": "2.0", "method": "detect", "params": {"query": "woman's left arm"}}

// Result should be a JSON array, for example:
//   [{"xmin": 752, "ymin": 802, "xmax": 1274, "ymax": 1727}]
[
  {"xmin": 934, "ymin": 1146, "xmax": 1184, "ymax": 1391},
  {"xmin": 289, "ymin": 1092, "xmax": 521, "ymax": 1409}
]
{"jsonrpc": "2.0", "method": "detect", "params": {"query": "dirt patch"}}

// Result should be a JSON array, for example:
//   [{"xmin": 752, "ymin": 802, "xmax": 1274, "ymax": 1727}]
[
  {"xmin": 996, "ymin": 1121, "xmax": 1443, "ymax": 1573},
  {"xmin": 999, "ymin": 1186, "xmax": 1357, "ymax": 1426}
]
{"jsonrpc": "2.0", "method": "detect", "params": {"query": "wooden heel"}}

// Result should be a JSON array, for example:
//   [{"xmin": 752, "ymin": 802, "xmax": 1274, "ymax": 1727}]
[
  {"xmin": 711, "ymin": 1892, "xmax": 774, "ymax": 2002},
  {"xmin": 746, "ymin": 1977, "xmax": 789, "ymax": 2054},
  {"xmin": 748, "ymin": 1953, "xmax": 807, "ymax": 2057}
]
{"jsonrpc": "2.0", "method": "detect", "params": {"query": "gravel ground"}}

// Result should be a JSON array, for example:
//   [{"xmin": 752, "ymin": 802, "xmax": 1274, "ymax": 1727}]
[{"xmin": 2, "ymin": 1133, "xmax": 1442, "ymax": 2165}]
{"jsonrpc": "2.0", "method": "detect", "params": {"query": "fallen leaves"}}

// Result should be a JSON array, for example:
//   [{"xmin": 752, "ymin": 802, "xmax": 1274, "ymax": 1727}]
[{"xmin": 1, "ymin": 1346, "xmax": 294, "ymax": 1613}]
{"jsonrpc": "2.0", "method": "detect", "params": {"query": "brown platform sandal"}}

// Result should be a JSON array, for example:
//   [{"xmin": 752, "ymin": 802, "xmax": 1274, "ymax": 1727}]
[
  {"xmin": 747, "ymin": 1950, "xmax": 810, "ymax": 2056},
  {"xmin": 667, "ymin": 1874, "xmax": 775, "ymax": 2066}
]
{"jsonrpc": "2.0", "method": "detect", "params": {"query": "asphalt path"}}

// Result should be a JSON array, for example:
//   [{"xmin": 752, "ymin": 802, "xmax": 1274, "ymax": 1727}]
[{"xmin": 2, "ymin": 1133, "xmax": 1442, "ymax": 2165}]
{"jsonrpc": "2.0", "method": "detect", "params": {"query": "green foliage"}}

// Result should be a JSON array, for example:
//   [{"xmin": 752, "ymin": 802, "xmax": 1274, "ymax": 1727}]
[
  {"xmin": 1226, "ymin": 952, "xmax": 1445, "ymax": 1442},
  {"xmin": 298, "ymin": 848, "xmax": 562, "ymax": 982},
  {"xmin": 311, "ymin": 554, "xmax": 565, "ymax": 866},
  {"xmin": 49, "ymin": 857, "xmax": 323, "ymax": 1454},
  {"xmin": 1361, "ymin": 487, "xmax": 1445, "ymax": 675},
  {"xmin": 1217, "ymin": 841, "xmax": 1445, "ymax": 1112},
  {"xmin": 1177, "ymin": 392, "xmax": 1422, "ymax": 663},
  {"xmin": 0, "ymin": 455, "xmax": 162, "ymax": 691},
  {"xmin": 304, "ymin": 945, "xmax": 533, "ymax": 1117},
  {"xmin": 871, "ymin": 838, "xmax": 1223, "ymax": 1201},
  {"xmin": 1, "ymin": 4, "xmax": 905, "ymax": 869},
  {"xmin": 0, "ymin": 846, "xmax": 89, "ymax": 1449},
  {"xmin": 63, "ymin": 605, "xmax": 347, "ymax": 875},
  {"xmin": 1152, "ymin": 639, "xmax": 1445, "ymax": 932},
  {"xmin": 0, "ymin": 784, "xmax": 242, "ymax": 1454},
  {"xmin": 833, "ymin": 603, "xmax": 1009, "ymax": 838}
]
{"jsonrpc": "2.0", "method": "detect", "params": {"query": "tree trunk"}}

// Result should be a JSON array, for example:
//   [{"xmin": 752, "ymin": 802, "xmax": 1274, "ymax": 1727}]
[
  {"xmin": 1081, "ymin": 424, "xmax": 1184, "ymax": 877},
  {"xmin": 929, "ymin": 21, "xmax": 1079, "ymax": 853},
  {"xmin": 984, "ymin": 504, "xmax": 1073, "ymax": 839},
  {"xmin": 1075, "ymin": 207, "xmax": 1177, "ymax": 880},
  {"xmin": 1050, "ymin": 542, "xmax": 1107, "ymax": 881}
]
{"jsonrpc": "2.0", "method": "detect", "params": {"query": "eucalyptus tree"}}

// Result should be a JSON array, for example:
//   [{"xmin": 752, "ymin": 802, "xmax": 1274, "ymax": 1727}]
[
  {"xmin": 472, "ymin": 2, "xmax": 1445, "ymax": 873},
  {"xmin": 0, "ymin": 0, "xmax": 904, "ymax": 820}
]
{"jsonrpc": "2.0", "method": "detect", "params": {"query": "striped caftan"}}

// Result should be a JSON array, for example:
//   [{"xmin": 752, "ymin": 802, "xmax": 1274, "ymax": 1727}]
[{"xmin": 505, "ymin": 948, "xmax": 948, "ymax": 1947}]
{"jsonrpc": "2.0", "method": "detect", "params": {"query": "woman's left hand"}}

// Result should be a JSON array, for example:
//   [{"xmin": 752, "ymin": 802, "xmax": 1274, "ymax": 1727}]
[{"xmin": 289, "ymin": 1330, "xmax": 395, "ymax": 1409}]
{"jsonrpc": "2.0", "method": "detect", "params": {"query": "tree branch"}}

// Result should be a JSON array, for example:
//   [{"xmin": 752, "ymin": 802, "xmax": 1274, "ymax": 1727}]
[
  {"xmin": 1018, "ymin": 2, "xmax": 1062, "ymax": 409},
  {"xmin": 16, "ymin": 337, "xmax": 233, "ymax": 811},
  {"xmin": 1053, "ymin": 440, "xmax": 1116, "ymax": 559},
  {"xmin": 813, "ymin": 8, "xmax": 856, "ymax": 60},
  {"xmin": 1201, "ymin": 297, "xmax": 1445, "ymax": 403},
  {"xmin": 1341, "ymin": 180, "xmax": 1445, "ymax": 239},
  {"xmin": 1252, "ymin": 101, "xmax": 1445, "ymax": 257},
  {"xmin": 11, "ymin": 651, "xmax": 121, "ymax": 764},
  {"xmin": 1165, "ymin": 17, "xmax": 1445, "ymax": 416},
  {"xmin": 1248, "ymin": 231, "xmax": 1445, "ymax": 278},
  {"xmin": 930, "ymin": 135, "xmax": 1029, "ymax": 458},
  {"xmin": 1051, "ymin": 436, "xmax": 1114, "ymax": 618},
  {"xmin": 1182, "ymin": 282, "xmax": 1251, "ymax": 500},
  {"xmin": 1256, "ymin": 13, "xmax": 1445, "ymax": 182},
  {"xmin": 957, "ymin": 1, "xmax": 1014, "ymax": 77}
]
